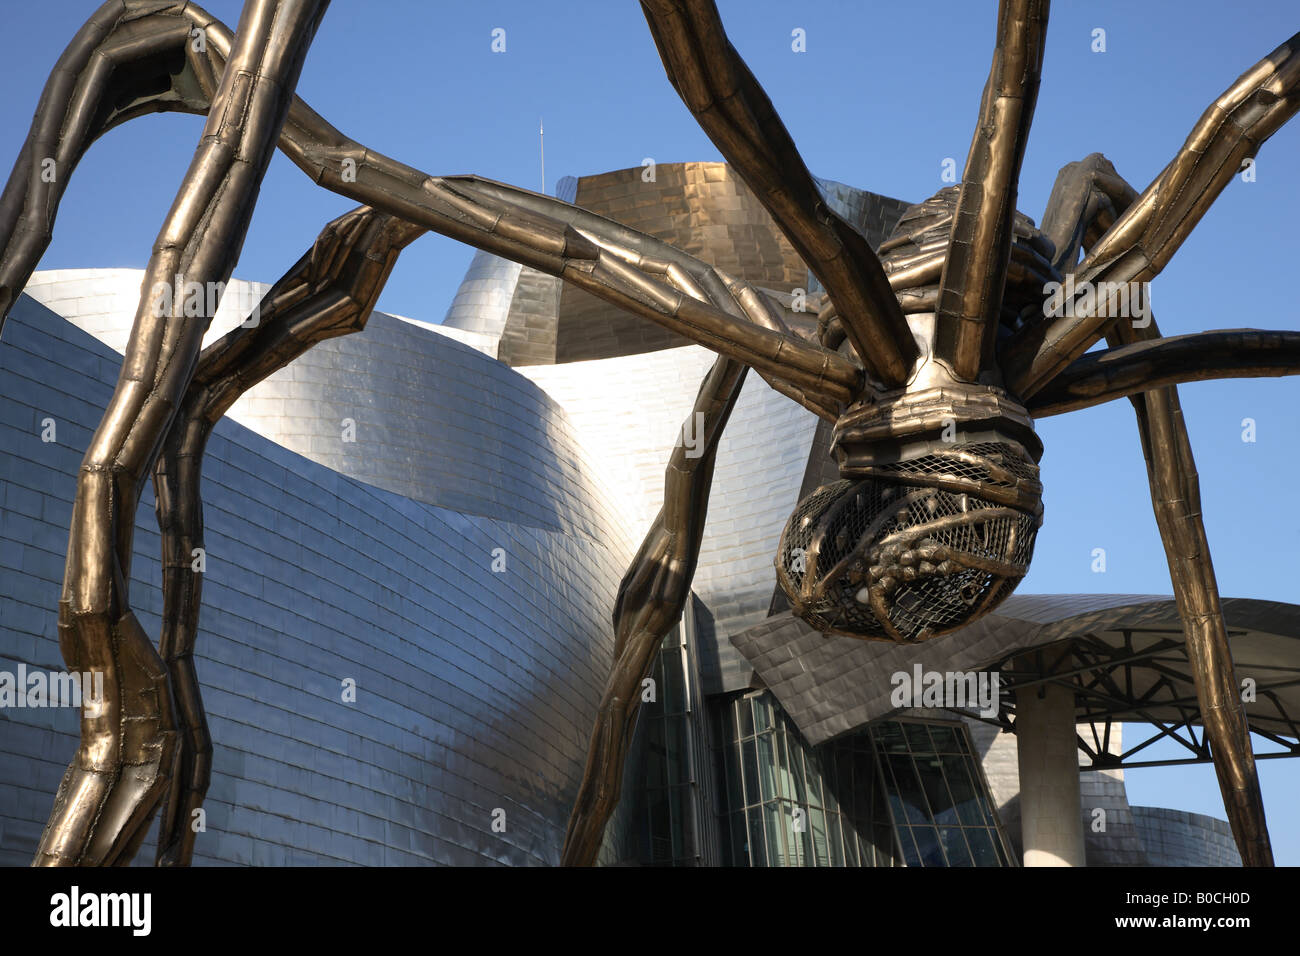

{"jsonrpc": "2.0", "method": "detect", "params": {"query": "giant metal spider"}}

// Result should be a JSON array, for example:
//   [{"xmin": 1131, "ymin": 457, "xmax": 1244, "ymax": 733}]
[{"xmin": 0, "ymin": 0, "xmax": 1296, "ymax": 867}]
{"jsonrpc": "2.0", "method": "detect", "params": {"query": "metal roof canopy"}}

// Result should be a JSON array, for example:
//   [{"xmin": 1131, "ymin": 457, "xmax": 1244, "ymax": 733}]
[{"xmin": 729, "ymin": 594, "xmax": 1300, "ymax": 768}]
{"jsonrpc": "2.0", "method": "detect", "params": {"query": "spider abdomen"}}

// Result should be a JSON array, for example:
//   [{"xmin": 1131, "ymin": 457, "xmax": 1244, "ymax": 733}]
[{"xmin": 776, "ymin": 441, "xmax": 1042, "ymax": 643}]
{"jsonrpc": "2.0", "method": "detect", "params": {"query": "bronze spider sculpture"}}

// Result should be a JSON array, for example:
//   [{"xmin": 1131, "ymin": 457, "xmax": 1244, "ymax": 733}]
[{"xmin": 0, "ymin": 0, "xmax": 1296, "ymax": 868}]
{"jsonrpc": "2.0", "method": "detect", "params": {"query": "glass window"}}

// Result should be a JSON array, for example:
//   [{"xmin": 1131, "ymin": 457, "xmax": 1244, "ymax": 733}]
[
  {"xmin": 965, "ymin": 827, "xmax": 1000, "ymax": 866},
  {"xmin": 929, "ymin": 724, "xmax": 961, "ymax": 753},
  {"xmin": 645, "ymin": 719, "xmax": 666, "ymax": 789},
  {"xmin": 669, "ymin": 786, "xmax": 689, "ymax": 861},
  {"xmin": 710, "ymin": 698, "xmax": 1012, "ymax": 868},
  {"xmin": 747, "ymin": 809, "xmax": 766, "ymax": 868},
  {"xmin": 904, "ymin": 722, "xmax": 934, "ymax": 752},
  {"xmin": 873, "ymin": 824, "xmax": 898, "ymax": 867},
  {"xmin": 841, "ymin": 816, "xmax": 861, "ymax": 867},
  {"xmin": 737, "ymin": 697, "xmax": 754, "ymax": 739},
  {"xmin": 916, "ymin": 755, "xmax": 959, "ymax": 826},
  {"xmin": 730, "ymin": 811, "xmax": 749, "ymax": 866},
  {"xmin": 810, "ymin": 806, "xmax": 830, "ymax": 866},
  {"xmin": 774, "ymin": 731, "xmax": 792, "ymax": 802},
  {"xmin": 724, "ymin": 740, "xmax": 742, "ymax": 810},
  {"xmin": 941, "ymin": 754, "xmax": 983, "ymax": 827},
  {"xmin": 912, "ymin": 825, "xmax": 946, "ymax": 867},
  {"xmin": 799, "ymin": 805, "xmax": 816, "ymax": 865},
  {"xmin": 939, "ymin": 827, "xmax": 973, "ymax": 867},
  {"xmin": 835, "ymin": 747, "xmax": 856, "ymax": 818},
  {"xmin": 789, "ymin": 738, "xmax": 809, "ymax": 804},
  {"xmin": 807, "ymin": 750, "xmax": 828, "ymax": 810},
  {"xmin": 778, "ymin": 802, "xmax": 800, "ymax": 867},
  {"xmin": 764, "ymin": 803, "xmax": 786, "ymax": 867},
  {"xmin": 874, "ymin": 720, "xmax": 907, "ymax": 752},
  {"xmin": 854, "ymin": 749, "xmax": 879, "ymax": 824},
  {"xmin": 827, "ymin": 813, "xmax": 845, "ymax": 867},
  {"xmin": 887, "ymin": 753, "xmax": 932, "ymax": 825},
  {"xmin": 897, "ymin": 827, "xmax": 923, "ymax": 867},
  {"xmin": 741, "ymin": 736, "xmax": 760, "ymax": 807},
  {"xmin": 757, "ymin": 733, "xmax": 778, "ymax": 803},
  {"xmin": 659, "ymin": 652, "xmax": 678, "ymax": 716},
  {"xmin": 647, "ymin": 788, "xmax": 670, "ymax": 862}
]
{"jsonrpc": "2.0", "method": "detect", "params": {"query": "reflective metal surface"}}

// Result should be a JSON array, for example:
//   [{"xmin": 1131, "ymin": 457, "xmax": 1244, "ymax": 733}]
[
  {"xmin": 0, "ymin": 285, "xmax": 635, "ymax": 865},
  {"xmin": 730, "ymin": 594, "xmax": 1300, "ymax": 747},
  {"xmin": 1, "ymin": 0, "xmax": 1297, "ymax": 866}
]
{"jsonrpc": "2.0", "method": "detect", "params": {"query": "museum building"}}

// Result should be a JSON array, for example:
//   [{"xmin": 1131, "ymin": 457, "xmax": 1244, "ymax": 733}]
[{"xmin": 2, "ymin": 163, "xmax": 1292, "ymax": 867}]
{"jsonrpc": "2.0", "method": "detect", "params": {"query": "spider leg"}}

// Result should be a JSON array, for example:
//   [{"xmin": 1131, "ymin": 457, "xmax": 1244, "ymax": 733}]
[
  {"xmin": 152, "ymin": 207, "xmax": 423, "ymax": 866},
  {"xmin": 639, "ymin": 0, "xmax": 916, "ymax": 386},
  {"xmin": 1004, "ymin": 31, "xmax": 1300, "ymax": 397},
  {"xmin": 440, "ymin": 176, "xmax": 842, "ymax": 421},
  {"xmin": 561, "ymin": 213, "xmax": 812, "ymax": 864},
  {"xmin": 561, "ymin": 355, "xmax": 746, "ymax": 866},
  {"xmin": 1107, "ymin": 317, "xmax": 1273, "ymax": 867},
  {"xmin": 0, "ymin": 0, "xmax": 247, "ymax": 336},
  {"xmin": 1031, "ymin": 159, "xmax": 1273, "ymax": 866},
  {"xmin": 33, "ymin": 0, "xmax": 327, "ymax": 868},
  {"xmin": 1, "ymin": 3, "xmax": 851, "ymax": 868},
  {"xmin": 1022, "ymin": 155, "xmax": 1300, "ymax": 414},
  {"xmin": 0, "ymin": 2, "xmax": 858, "ymax": 413},
  {"xmin": 1028, "ymin": 329, "xmax": 1300, "ymax": 417},
  {"xmin": 1036, "ymin": 153, "xmax": 1137, "ymax": 276},
  {"xmin": 935, "ymin": 0, "xmax": 1048, "ymax": 381}
]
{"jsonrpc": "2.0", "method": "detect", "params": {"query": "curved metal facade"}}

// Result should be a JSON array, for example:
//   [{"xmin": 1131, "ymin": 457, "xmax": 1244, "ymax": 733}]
[
  {"xmin": 442, "ymin": 163, "xmax": 911, "ymax": 366},
  {"xmin": 440, "ymin": 250, "xmax": 523, "ymax": 344},
  {"xmin": 520, "ymin": 343, "xmax": 818, "ymax": 690},
  {"xmin": 0, "ymin": 279, "xmax": 635, "ymax": 866},
  {"xmin": 1130, "ymin": 807, "xmax": 1242, "ymax": 867}
]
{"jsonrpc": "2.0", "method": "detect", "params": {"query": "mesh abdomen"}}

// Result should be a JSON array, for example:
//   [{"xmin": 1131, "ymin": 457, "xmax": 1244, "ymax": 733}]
[{"xmin": 776, "ymin": 443, "xmax": 1040, "ymax": 642}]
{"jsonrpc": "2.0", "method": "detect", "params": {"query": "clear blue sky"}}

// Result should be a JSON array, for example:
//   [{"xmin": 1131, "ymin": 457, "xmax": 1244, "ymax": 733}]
[{"xmin": 2, "ymin": 1, "xmax": 1298, "ymax": 864}]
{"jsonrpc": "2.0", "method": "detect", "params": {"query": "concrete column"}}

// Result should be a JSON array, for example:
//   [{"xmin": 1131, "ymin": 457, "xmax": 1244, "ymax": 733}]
[{"xmin": 1016, "ymin": 681, "xmax": 1086, "ymax": 866}]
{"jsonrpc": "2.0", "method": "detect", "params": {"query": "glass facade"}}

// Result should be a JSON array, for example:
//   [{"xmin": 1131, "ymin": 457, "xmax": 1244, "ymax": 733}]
[
  {"xmin": 639, "ymin": 627, "xmax": 699, "ymax": 865},
  {"xmin": 713, "ymin": 692, "xmax": 899, "ymax": 866},
  {"xmin": 618, "ymin": 613, "xmax": 1013, "ymax": 868},
  {"xmin": 712, "ymin": 691, "xmax": 1014, "ymax": 867},
  {"xmin": 619, "ymin": 607, "xmax": 723, "ymax": 867},
  {"xmin": 872, "ymin": 719, "xmax": 1013, "ymax": 867}
]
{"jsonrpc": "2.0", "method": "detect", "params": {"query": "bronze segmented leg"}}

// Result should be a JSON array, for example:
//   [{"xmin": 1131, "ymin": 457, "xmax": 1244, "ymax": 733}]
[
  {"xmin": 934, "ymin": 0, "xmax": 1048, "ymax": 380},
  {"xmin": 6, "ymin": 0, "xmax": 1292, "ymax": 873},
  {"xmin": 1027, "ymin": 329, "xmax": 1300, "ymax": 418},
  {"xmin": 639, "ymin": 0, "xmax": 916, "ymax": 386},
  {"xmin": 1036, "ymin": 156, "xmax": 1273, "ymax": 866},
  {"xmin": 561, "ymin": 356, "xmax": 747, "ymax": 866},
  {"xmin": 1109, "ymin": 318, "xmax": 1273, "ymax": 867},
  {"xmin": 0, "ymin": 0, "xmax": 254, "ymax": 337},
  {"xmin": 2, "ymin": 1, "xmax": 857, "ymax": 867},
  {"xmin": 152, "ymin": 207, "xmax": 423, "ymax": 865},
  {"xmin": 0, "ymin": 2, "xmax": 857, "ymax": 413},
  {"xmin": 1005, "ymin": 31, "xmax": 1300, "ymax": 397},
  {"xmin": 1024, "ymin": 155, "xmax": 1300, "ymax": 415},
  {"xmin": 33, "ymin": 0, "xmax": 328, "ymax": 867}
]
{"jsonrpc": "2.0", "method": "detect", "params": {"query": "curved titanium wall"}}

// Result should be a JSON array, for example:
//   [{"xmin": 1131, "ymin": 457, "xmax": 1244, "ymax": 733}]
[
  {"xmin": 1129, "ymin": 806, "xmax": 1242, "ymax": 867},
  {"xmin": 0, "ymin": 282, "xmax": 634, "ymax": 866},
  {"xmin": 442, "ymin": 163, "xmax": 910, "ymax": 365},
  {"xmin": 521, "ymin": 344, "xmax": 818, "ymax": 690}
]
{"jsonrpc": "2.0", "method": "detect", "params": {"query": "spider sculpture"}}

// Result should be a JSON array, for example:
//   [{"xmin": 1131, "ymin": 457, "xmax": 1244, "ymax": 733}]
[{"xmin": 0, "ymin": 0, "xmax": 1296, "ymax": 868}]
